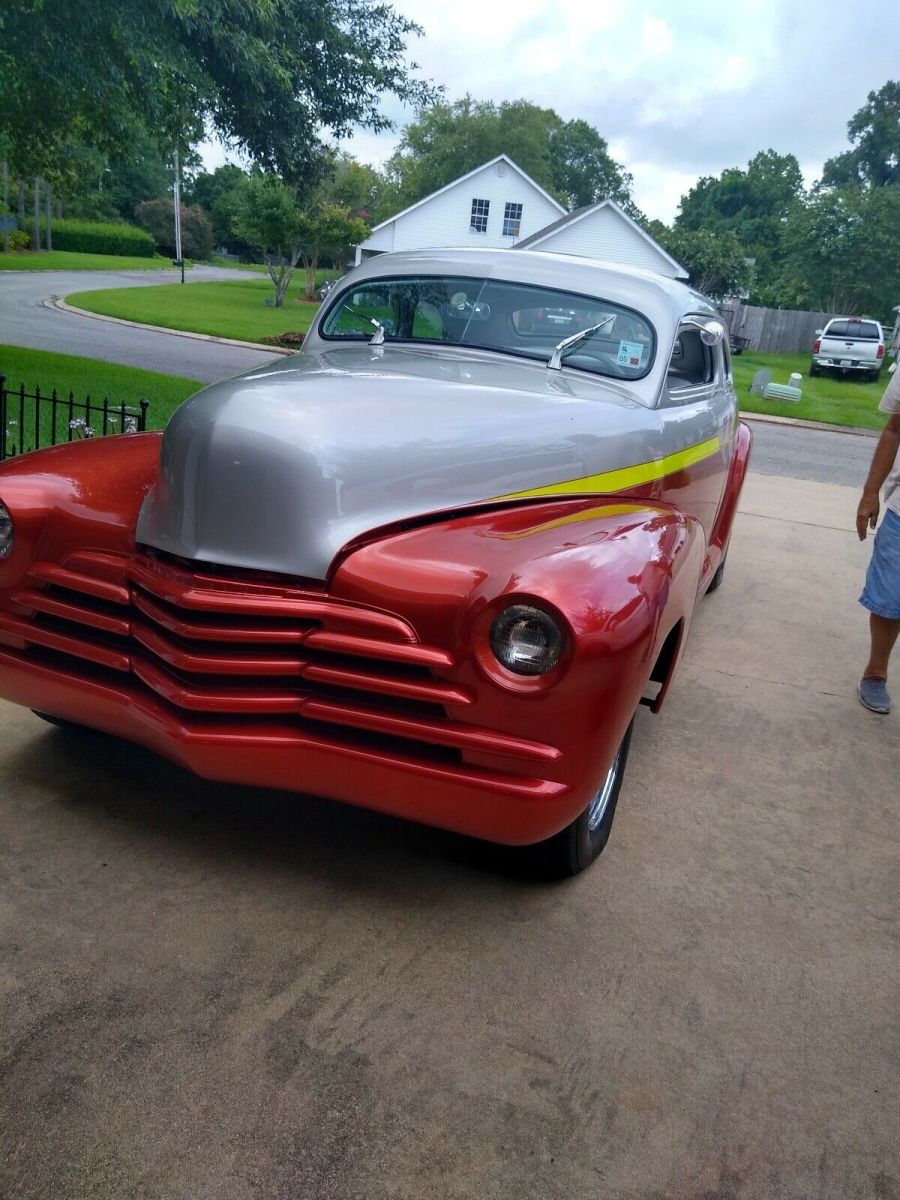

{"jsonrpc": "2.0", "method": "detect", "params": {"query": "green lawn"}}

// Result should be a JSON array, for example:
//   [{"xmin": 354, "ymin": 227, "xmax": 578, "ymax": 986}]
[
  {"xmin": 68, "ymin": 276, "xmax": 323, "ymax": 342},
  {"xmin": 0, "ymin": 250, "xmax": 176, "ymax": 271},
  {"xmin": 0, "ymin": 345, "xmax": 201, "ymax": 452},
  {"xmin": 734, "ymin": 350, "xmax": 890, "ymax": 430}
]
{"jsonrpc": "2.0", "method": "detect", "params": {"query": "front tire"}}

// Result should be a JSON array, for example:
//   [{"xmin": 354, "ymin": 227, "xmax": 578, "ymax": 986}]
[
  {"xmin": 527, "ymin": 718, "xmax": 635, "ymax": 878},
  {"xmin": 705, "ymin": 554, "xmax": 727, "ymax": 594},
  {"xmin": 32, "ymin": 711, "xmax": 83, "ymax": 731}
]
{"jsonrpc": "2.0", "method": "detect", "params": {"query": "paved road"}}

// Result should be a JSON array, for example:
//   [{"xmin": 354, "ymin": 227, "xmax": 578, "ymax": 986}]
[
  {"xmin": 0, "ymin": 265, "xmax": 277, "ymax": 383},
  {"xmin": 747, "ymin": 417, "xmax": 875, "ymax": 487},
  {"xmin": 0, "ymin": 473, "xmax": 895, "ymax": 1199},
  {"xmin": 0, "ymin": 265, "xmax": 884, "ymax": 482}
]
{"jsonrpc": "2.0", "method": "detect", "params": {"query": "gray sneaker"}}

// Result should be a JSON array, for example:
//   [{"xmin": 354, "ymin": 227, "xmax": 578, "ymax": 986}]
[{"xmin": 858, "ymin": 676, "xmax": 892, "ymax": 714}]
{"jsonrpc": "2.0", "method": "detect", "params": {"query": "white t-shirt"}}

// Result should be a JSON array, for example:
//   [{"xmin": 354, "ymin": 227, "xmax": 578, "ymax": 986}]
[{"xmin": 880, "ymin": 366, "xmax": 900, "ymax": 516}]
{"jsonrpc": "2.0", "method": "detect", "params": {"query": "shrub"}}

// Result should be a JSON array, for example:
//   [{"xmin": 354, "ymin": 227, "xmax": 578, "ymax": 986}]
[
  {"xmin": 134, "ymin": 199, "xmax": 214, "ymax": 260},
  {"xmin": 40, "ymin": 218, "xmax": 155, "ymax": 257},
  {"xmin": 3, "ymin": 230, "xmax": 31, "ymax": 251}
]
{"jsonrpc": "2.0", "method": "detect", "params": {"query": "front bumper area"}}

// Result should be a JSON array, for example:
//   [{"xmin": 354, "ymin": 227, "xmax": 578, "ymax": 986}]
[{"xmin": 0, "ymin": 550, "xmax": 571, "ymax": 845}]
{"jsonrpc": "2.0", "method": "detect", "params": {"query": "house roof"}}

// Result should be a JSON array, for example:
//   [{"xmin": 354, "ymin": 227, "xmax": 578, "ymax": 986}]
[
  {"xmin": 514, "ymin": 198, "xmax": 688, "ymax": 279},
  {"xmin": 366, "ymin": 154, "xmax": 566, "ymax": 234}
]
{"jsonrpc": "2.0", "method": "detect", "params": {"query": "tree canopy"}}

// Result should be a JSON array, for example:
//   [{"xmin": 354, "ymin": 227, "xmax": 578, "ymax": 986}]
[
  {"xmin": 0, "ymin": 0, "xmax": 435, "ymax": 179},
  {"xmin": 377, "ymin": 98, "xmax": 634, "ymax": 220},
  {"xmin": 821, "ymin": 81, "xmax": 900, "ymax": 190}
]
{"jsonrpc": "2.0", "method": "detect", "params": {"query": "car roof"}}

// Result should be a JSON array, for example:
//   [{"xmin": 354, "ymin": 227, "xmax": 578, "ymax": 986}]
[{"xmin": 347, "ymin": 248, "xmax": 716, "ymax": 334}]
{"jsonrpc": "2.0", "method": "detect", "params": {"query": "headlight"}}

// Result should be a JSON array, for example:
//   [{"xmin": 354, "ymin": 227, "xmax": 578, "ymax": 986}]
[
  {"xmin": 490, "ymin": 604, "xmax": 563, "ymax": 676},
  {"xmin": 0, "ymin": 500, "xmax": 13, "ymax": 560}
]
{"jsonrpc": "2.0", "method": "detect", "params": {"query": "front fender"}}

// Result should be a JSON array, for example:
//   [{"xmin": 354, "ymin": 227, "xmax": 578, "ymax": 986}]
[
  {"xmin": 332, "ymin": 495, "xmax": 705, "ymax": 829},
  {"xmin": 0, "ymin": 435, "xmax": 162, "ymax": 590}
]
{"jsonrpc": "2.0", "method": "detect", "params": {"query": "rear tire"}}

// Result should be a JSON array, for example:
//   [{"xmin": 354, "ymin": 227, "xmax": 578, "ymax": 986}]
[
  {"xmin": 526, "ymin": 718, "xmax": 635, "ymax": 878},
  {"xmin": 809, "ymin": 360, "xmax": 820, "ymax": 378}
]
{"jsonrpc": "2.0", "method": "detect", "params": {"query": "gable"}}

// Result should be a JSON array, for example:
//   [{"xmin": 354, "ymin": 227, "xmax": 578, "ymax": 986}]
[
  {"xmin": 358, "ymin": 156, "xmax": 565, "ymax": 255},
  {"xmin": 526, "ymin": 205, "xmax": 686, "ymax": 279}
]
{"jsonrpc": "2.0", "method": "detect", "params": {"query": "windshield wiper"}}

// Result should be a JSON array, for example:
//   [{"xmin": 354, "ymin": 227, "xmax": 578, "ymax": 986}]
[
  {"xmin": 547, "ymin": 315, "xmax": 616, "ymax": 371},
  {"xmin": 344, "ymin": 307, "xmax": 385, "ymax": 344}
]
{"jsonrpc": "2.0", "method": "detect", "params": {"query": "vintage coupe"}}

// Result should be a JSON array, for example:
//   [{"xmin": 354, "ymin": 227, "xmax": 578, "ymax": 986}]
[{"xmin": 0, "ymin": 250, "xmax": 750, "ymax": 875}]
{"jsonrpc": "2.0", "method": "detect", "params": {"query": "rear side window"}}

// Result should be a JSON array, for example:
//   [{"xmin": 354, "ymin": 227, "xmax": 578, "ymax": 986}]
[{"xmin": 825, "ymin": 319, "xmax": 880, "ymax": 340}]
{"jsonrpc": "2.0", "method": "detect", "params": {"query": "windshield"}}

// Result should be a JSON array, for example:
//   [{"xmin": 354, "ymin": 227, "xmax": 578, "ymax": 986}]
[{"xmin": 319, "ymin": 274, "xmax": 656, "ymax": 381}]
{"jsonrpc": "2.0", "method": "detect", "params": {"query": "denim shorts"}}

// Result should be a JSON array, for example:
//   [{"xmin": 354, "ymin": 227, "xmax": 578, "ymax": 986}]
[{"xmin": 860, "ymin": 507, "xmax": 900, "ymax": 620}]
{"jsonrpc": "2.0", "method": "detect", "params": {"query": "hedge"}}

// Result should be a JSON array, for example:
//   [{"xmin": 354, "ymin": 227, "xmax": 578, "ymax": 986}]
[{"xmin": 41, "ymin": 219, "xmax": 156, "ymax": 258}]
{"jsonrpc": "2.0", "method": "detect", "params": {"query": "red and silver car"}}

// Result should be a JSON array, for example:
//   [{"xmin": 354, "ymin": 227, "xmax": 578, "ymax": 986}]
[{"xmin": 0, "ymin": 249, "xmax": 750, "ymax": 875}]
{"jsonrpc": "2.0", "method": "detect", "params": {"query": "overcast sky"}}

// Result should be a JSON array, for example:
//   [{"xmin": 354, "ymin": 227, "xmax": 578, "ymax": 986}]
[{"xmin": 201, "ymin": 0, "xmax": 897, "ymax": 223}]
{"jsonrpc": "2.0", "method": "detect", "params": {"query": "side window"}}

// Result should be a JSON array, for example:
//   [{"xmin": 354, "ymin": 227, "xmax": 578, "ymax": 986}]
[
  {"xmin": 470, "ymin": 198, "xmax": 490, "ymax": 234},
  {"xmin": 667, "ymin": 326, "xmax": 714, "ymax": 395}
]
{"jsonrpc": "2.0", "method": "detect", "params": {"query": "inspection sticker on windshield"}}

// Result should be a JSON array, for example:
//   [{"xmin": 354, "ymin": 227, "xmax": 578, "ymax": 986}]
[{"xmin": 617, "ymin": 340, "xmax": 644, "ymax": 368}]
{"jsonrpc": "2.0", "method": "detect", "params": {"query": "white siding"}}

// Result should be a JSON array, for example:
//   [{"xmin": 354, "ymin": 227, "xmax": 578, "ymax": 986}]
[
  {"xmin": 358, "ymin": 160, "xmax": 563, "ymax": 256},
  {"xmin": 537, "ymin": 207, "xmax": 680, "ymax": 278}
]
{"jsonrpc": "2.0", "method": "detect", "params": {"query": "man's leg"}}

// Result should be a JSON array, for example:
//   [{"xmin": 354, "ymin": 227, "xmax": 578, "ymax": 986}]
[{"xmin": 863, "ymin": 614, "xmax": 900, "ymax": 680}]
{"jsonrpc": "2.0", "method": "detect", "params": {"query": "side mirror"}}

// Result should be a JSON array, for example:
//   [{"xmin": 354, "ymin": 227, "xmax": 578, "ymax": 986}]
[
  {"xmin": 815, "ymin": 328, "xmax": 823, "ymax": 337},
  {"xmin": 699, "ymin": 320, "xmax": 726, "ymax": 347}
]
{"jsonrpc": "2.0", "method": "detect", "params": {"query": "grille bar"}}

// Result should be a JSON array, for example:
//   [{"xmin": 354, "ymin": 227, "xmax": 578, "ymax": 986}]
[{"xmin": 4, "ymin": 548, "xmax": 558, "ymax": 773}]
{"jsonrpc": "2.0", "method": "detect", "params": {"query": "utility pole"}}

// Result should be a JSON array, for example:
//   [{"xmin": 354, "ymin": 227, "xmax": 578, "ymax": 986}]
[
  {"xmin": 33, "ymin": 177, "xmax": 40, "ymax": 253},
  {"xmin": 2, "ymin": 162, "xmax": 8, "ymax": 254},
  {"xmin": 173, "ymin": 147, "xmax": 184, "ymax": 284},
  {"xmin": 45, "ymin": 183, "xmax": 52, "ymax": 251}
]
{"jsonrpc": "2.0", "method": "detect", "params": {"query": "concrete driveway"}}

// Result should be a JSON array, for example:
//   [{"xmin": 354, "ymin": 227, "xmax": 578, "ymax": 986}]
[
  {"xmin": 0, "ymin": 265, "xmax": 278, "ymax": 383},
  {"xmin": 0, "ymin": 469, "xmax": 897, "ymax": 1200}
]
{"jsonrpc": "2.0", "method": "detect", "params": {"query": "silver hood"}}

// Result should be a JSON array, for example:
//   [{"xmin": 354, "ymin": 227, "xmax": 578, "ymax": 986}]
[{"xmin": 137, "ymin": 345, "xmax": 662, "ymax": 580}]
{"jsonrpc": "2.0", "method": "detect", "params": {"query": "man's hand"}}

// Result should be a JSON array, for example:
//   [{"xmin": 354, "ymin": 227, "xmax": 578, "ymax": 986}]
[{"xmin": 857, "ymin": 490, "xmax": 880, "ymax": 540}]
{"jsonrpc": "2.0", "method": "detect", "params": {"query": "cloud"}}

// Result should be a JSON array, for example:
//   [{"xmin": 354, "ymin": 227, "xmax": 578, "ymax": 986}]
[{"xmin": 201, "ymin": 0, "xmax": 897, "ymax": 223}]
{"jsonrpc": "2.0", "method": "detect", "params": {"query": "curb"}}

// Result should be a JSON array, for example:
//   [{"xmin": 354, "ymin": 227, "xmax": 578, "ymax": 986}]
[
  {"xmin": 46, "ymin": 296, "xmax": 295, "ymax": 356},
  {"xmin": 739, "ymin": 409, "xmax": 878, "ymax": 438}
]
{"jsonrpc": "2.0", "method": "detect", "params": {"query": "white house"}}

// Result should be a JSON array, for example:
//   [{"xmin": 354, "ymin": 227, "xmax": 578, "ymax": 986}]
[
  {"xmin": 354, "ymin": 155, "xmax": 565, "ymax": 265},
  {"xmin": 354, "ymin": 155, "xmax": 686, "ymax": 280},
  {"xmin": 513, "ymin": 200, "xmax": 687, "ymax": 280}
]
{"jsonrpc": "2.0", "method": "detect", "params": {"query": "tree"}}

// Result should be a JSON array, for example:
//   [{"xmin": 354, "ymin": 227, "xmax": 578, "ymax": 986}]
[
  {"xmin": 135, "ymin": 199, "xmax": 214, "ymax": 260},
  {"xmin": 675, "ymin": 150, "xmax": 804, "ymax": 294},
  {"xmin": 0, "ymin": 0, "xmax": 435, "ymax": 181},
  {"xmin": 380, "ymin": 97, "xmax": 633, "ymax": 215},
  {"xmin": 232, "ymin": 176, "xmax": 307, "ymax": 306},
  {"xmin": 655, "ymin": 228, "xmax": 753, "ymax": 299},
  {"xmin": 294, "ymin": 205, "xmax": 369, "ymax": 297},
  {"xmin": 186, "ymin": 165, "xmax": 254, "ymax": 254},
  {"xmin": 548, "ymin": 119, "xmax": 634, "ymax": 211},
  {"xmin": 821, "ymin": 81, "xmax": 900, "ymax": 189},
  {"xmin": 778, "ymin": 186, "xmax": 900, "ymax": 316},
  {"xmin": 321, "ymin": 153, "xmax": 386, "ymax": 219}
]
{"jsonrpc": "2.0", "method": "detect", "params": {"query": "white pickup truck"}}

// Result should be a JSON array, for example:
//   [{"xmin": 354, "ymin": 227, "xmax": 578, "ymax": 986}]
[{"xmin": 810, "ymin": 317, "xmax": 885, "ymax": 381}]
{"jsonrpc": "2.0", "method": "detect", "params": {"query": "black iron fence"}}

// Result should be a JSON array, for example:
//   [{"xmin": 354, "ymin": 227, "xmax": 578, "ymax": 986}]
[{"xmin": 0, "ymin": 374, "xmax": 149, "ymax": 461}]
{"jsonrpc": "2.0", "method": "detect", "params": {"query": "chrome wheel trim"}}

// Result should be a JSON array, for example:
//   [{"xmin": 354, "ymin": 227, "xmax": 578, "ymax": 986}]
[{"xmin": 587, "ymin": 748, "xmax": 621, "ymax": 831}]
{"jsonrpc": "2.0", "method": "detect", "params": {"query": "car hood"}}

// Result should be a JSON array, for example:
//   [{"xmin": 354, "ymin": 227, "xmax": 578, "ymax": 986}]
[{"xmin": 137, "ymin": 345, "xmax": 661, "ymax": 579}]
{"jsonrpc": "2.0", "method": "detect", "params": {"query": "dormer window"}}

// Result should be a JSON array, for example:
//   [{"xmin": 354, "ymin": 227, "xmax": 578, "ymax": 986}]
[
  {"xmin": 503, "ymin": 202, "xmax": 523, "ymax": 237},
  {"xmin": 470, "ymin": 198, "xmax": 490, "ymax": 233}
]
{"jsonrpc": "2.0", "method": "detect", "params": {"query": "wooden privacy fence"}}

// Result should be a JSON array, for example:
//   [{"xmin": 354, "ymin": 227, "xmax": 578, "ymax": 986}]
[
  {"xmin": 719, "ymin": 302, "xmax": 832, "ymax": 356},
  {"xmin": 0, "ymin": 374, "xmax": 149, "ymax": 461}
]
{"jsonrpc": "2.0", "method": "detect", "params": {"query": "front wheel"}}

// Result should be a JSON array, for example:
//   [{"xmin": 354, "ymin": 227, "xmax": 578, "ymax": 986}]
[
  {"xmin": 527, "ymin": 718, "xmax": 635, "ymax": 878},
  {"xmin": 32, "ymin": 710, "xmax": 84, "ymax": 731}
]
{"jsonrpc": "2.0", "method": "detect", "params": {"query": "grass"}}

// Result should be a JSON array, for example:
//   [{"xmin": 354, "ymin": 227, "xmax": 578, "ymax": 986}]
[
  {"xmin": 733, "ymin": 350, "xmax": 890, "ymax": 430},
  {"xmin": 67, "ymin": 276, "xmax": 325, "ymax": 342},
  {"xmin": 0, "ymin": 345, "xmax": 201, "ymax": 448},
  {"xmin": 0, "ymin": 249, "xmax": 176, "ymax": 271}
]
